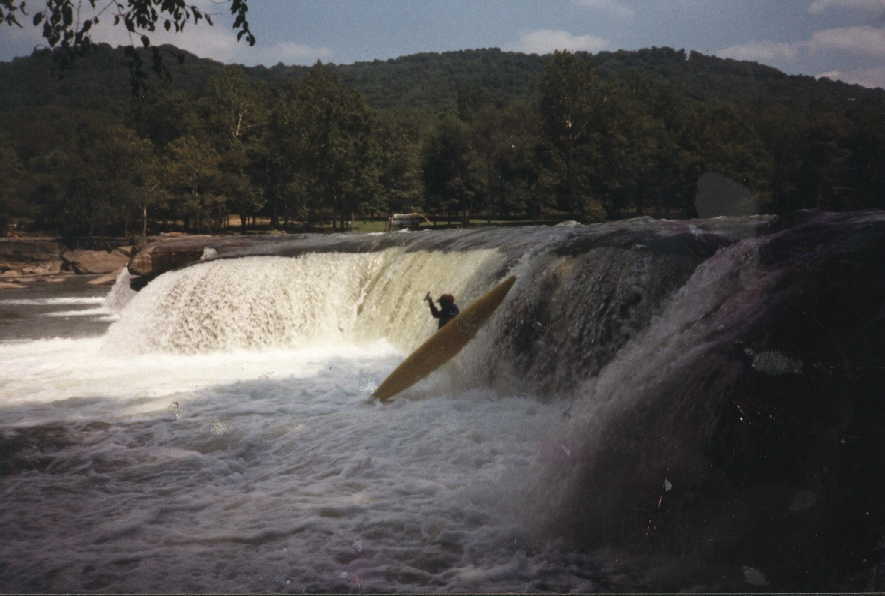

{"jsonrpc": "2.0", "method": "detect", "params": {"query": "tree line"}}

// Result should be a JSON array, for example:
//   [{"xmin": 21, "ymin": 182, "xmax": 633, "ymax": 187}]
[{"xmin": 1, "ymin": 45, "xmax": 884, "ymax": 238}]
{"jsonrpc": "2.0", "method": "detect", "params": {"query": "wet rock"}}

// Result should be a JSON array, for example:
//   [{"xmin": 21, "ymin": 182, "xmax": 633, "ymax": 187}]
[
  {"xmin": 788, "ymin": 490, "xmax": 817, "ymax": 512},
  {"xmin": 748, "ymin": 350, "xmax": 804, "ymax": 375},
  {"xmin": 61, "ymin": 248, "xmax": 130, "ymax": 274},
  {"xmin": 742, "ymin": 566, "xmax": 769, "ymax": 587},
  {"xmin": 0, "ymin": 239, "xmax": 64, "ymax": 275},
  {"xmin": 127, "ymin": 234, "xmax": 216, "ymax": 276},
  {"xmin": 536, "ymin": 210, "xmax": 885, "ymax": 592}
]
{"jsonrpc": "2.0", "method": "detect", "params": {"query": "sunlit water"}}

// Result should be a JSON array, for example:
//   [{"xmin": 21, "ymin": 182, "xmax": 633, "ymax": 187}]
[{"xmin": 0, "ymin": 264, "xmax": 601, "ymax": 593}]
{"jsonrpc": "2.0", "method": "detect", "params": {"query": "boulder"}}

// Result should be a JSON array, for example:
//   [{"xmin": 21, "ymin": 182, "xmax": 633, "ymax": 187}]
[
  {"xmin": 127, "ymin": 234, "xmax": 217, "ymax": 277},
  {"xmin": 61, "ymin": 248, "xmax": 130, "ymax": 274},
  {"xmin": 0, "ymin": 239, "xmax": 64, "ymax": 276}
]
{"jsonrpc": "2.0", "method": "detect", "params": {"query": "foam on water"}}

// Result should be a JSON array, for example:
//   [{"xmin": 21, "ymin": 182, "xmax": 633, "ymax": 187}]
[
  {"xmin": 44, "ymin": 307, "xmax": 117, "ymax": 319},
  {"xmin": 103, "ymin": 250, "xmax": 505, "ymax": 355},
  {"xmin": 103, "ymin": 267, "xmax": 137, "ymax": 313},
  {"xmin": 0, "ymin": 251, "xmax": 599, "ymax": 593},
  {"xmin": 0, "ymin": 340, "xmax": 589, "ymax": 592}
]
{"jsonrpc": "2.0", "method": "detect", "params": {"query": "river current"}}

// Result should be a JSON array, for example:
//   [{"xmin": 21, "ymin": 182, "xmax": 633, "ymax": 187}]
[
  {"xmin": 5, "ymin": 212, "xmax": 881, "ymax": 592},
  {"xmin": 0, "ymin": 264, "xmax": 603, "ymax": 593}
]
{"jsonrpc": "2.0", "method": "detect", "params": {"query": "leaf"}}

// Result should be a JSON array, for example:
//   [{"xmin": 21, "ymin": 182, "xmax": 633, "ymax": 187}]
[
  {"xmin": 164, "ymin": 19, "xmax": 170, "ymax": 31},
  {"xmin": 141, "ymin": 34, "xmax": 150, "ymax": 48},
  {"xmin": 33, "ymin": 12, "xmax": 44, "ymax": 27}
]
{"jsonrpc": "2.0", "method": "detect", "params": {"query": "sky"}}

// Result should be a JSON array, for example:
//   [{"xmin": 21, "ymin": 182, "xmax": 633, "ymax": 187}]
[{"xmin": 2, "ymin": 0, "xmax": 885, "ymax": 88}]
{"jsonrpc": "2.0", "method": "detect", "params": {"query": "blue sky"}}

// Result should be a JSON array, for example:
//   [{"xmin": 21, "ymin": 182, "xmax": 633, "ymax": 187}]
[{"xmin": 2, "ymin": 0, "xmax": 885, "ymax": 88}]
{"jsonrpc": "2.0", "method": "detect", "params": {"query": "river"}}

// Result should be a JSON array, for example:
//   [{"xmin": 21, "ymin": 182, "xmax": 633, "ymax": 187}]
[
  {"xmin": 0, "ymin": 263, "xmax": 601, "ymax": 593},
  {"xmin": 2, "ymin": 212, "xmax": 883, "ymax": 592}
]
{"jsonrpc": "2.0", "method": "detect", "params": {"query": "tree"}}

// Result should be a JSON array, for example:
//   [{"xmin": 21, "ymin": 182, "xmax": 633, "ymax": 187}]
[
  {"xmin": 254, "ymin": 92, "xmax": 297, "ymax": 229},
  {"xmin": 795, "ymin": 113, "xmax": 852, "ymax": 211},
  {"xmin": 203, "ymin": 67, "xmax": 267, "ymax": 230},
  {"xmin": 368, "ymin": 112, "xmax": 423, "ymax": 216},
  {"xmin": 422, "ymin": 115, "xmax": 481, "ymax": 225},
  {"xmin": 21, "ymin": 116, "xmax": 156, "ymax": 237},
  {"xmin": 469, "ymin": 102, "xmax": 543, "ymax": 220},
  {"xmin": 2, "ymin": 0, "xmax": 254, "ymax": 96},
  {"xmin": 538, "ymin": 51, "xmax": 604, "ymax": 220},
  {"xmin": 165, "ymin": 134, "xmax": 223, "ymax": 231},
  {"xmin": 846, "ymin": 106, "xmax": 885, "ymax": 210},
  {"xmin": 0, "ymin": 134, "xmax": 29, "ymax": 233},
  {"xmin": 0, "ymin": 0, "xmax": 254, "ymax": 52},
  {"xmin": 286, "ymin": 64, "xmax": 376, "ymax": 231},
  {"xmin": 132, "ymin": 86, "xmax": 201, "ymax": 148}
]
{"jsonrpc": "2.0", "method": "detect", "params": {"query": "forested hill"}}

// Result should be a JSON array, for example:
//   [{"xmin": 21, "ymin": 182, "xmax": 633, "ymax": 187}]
[
  {"xmin": 264, "ymin": 49, "xmax": 548, "ymax": 112},
  {"xmin": 0, "ymin": 44, "xmax": 228, "ymax": 115},
  {"xmin": 0, "ymin": 45, "xmax": 547, "ymax": 113},
  {"xmin": 2, "ymin": 44, "xmax": 883, "ymax": 114},
  {"xmin": 1, "ymin": 43, "xmax": 884, "ymax": 239}
]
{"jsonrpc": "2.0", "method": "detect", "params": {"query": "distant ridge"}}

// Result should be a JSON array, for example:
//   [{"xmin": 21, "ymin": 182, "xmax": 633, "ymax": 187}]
[{"xmin": 1, "ymin": 44, "xmax": 882, "ymax": 116}]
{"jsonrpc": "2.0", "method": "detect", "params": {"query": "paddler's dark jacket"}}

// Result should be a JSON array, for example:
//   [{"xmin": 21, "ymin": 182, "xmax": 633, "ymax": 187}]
[{"xmin": 427, "ymin": 297, "xmax": 459, "ymax": 329}]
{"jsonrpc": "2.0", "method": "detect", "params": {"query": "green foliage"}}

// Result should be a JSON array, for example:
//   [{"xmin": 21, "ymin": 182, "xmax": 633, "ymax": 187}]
[
  {"xmin": 1, "ymin": 1, "xmax": 254, "ymax": 96},
  {"xmin": 3, "ymin": 1, "xmax": 253, "ymax": 54},
  {"xmin": 370, "ymin": 113, "xmax": 423, "ymax": 215},
  {"xmin": 289, "ymin": 65, "xmax": 375, "ymax": 229},
  {"xmin": 422, "ymin": 115, "xmax": 483, "ymax": 224},
  {"xmin": 1, "ymin": 44, "xmax": 884, "ymax": 238}
]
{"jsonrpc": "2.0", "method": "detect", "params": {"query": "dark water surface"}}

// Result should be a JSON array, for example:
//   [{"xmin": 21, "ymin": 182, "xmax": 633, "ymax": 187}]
[{"xmin": 0, "ymin": 275, "xmax": 114, "ymax": 340}]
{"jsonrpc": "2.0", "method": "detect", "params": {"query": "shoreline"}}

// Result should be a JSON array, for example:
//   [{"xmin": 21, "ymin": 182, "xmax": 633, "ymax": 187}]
[
  {"xmin": 0, "ymin": 271, "xmax": 119, "ymax": 291},
  {"xmin": 0, "ymin": 236, "xmax": 134, "ymax": 282}
]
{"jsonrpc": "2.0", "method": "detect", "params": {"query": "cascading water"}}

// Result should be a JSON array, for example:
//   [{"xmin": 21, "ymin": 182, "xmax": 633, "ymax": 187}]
[
  {"xmin": 1, "ymin": 241, "xmax": 602, "ymax": 593},
  {"xmin": 103, "ymin": 249, "xmax": 505, "ymax": 356},
  {"xmin": 103, "ymin": 267, "xmax": 137, "ymax": 313},
  {"xmin": 2, "ymin": 211, "xmax": 884, "ymax": 593}
]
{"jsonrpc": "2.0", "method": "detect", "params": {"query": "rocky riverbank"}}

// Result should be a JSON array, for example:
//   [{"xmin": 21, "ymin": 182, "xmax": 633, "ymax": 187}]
[{"xmin": 0, "ymin": 238, "xmax": 134, "ymax": 287}]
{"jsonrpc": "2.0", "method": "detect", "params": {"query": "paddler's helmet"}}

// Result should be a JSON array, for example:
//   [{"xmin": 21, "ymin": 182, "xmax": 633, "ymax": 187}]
[{"xmin": 439, "ymin": 294, "xmax": 455, "ymax": 305}]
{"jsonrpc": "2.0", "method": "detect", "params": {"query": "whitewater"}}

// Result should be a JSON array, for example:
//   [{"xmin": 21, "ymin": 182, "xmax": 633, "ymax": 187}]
[
  {"xmin": 0, "ymin": 252, "xmax": 602, "ymax": 593},
  {"xmin": 5, "ymin": 211, "xmax": 882, "ymax": 592}
]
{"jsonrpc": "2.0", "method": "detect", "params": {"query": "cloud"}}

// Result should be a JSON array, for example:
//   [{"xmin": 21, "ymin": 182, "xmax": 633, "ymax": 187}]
[
  {"xmin": 808, "ymin": 0, "xmax": 885, "ymax": 14},
  {"xmin": 716, "ymin": 40, "xmax": 803, "ymax": 62},
  {"xmin": 0, "ymin": 0, "xmax": 328, "ymax": 66},
  {"xmin": 809, "ymin": 25, "xmax": 885, "ymax": 55},
  {"xmin": 83, "ymin": 11, "xmax": 332, "ymax": 66},
  {"xmin": 716, "ymin": 24, "xmax": 885, "ymax": 68},
  {"xmin": 89, "ymin": 21, "xmax": 240, "ymax": 62},
  {"xmin": 816, "ymin": 66, "xmax": 885, "ymax": 87},
  {"xmin": 572, "ymin": 0, "xmax": 635, "ymax": 19},
  {"xmin": 714, "ymin": 27, "xmax": 885, "ymax": 88},
  {"xmin": 514, "ymin": 29, "xmax": 610, "ymax": 54}
]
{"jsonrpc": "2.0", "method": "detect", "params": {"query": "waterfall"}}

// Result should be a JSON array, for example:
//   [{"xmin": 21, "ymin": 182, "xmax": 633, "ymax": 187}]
[
  {"xmin": 102, "ymin": 219, "xmax": 760, "ymax": 397},
  {"xmin": 103, "ymin": 249, "xmax": 505, "ymax": 356},
  {"xmin": 103, "ymin": 267, "xmax": 137, "ymax": 313},
  {"xmin": 4, "ymin": 211, "xmax": 884, "ymax": 592}
]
